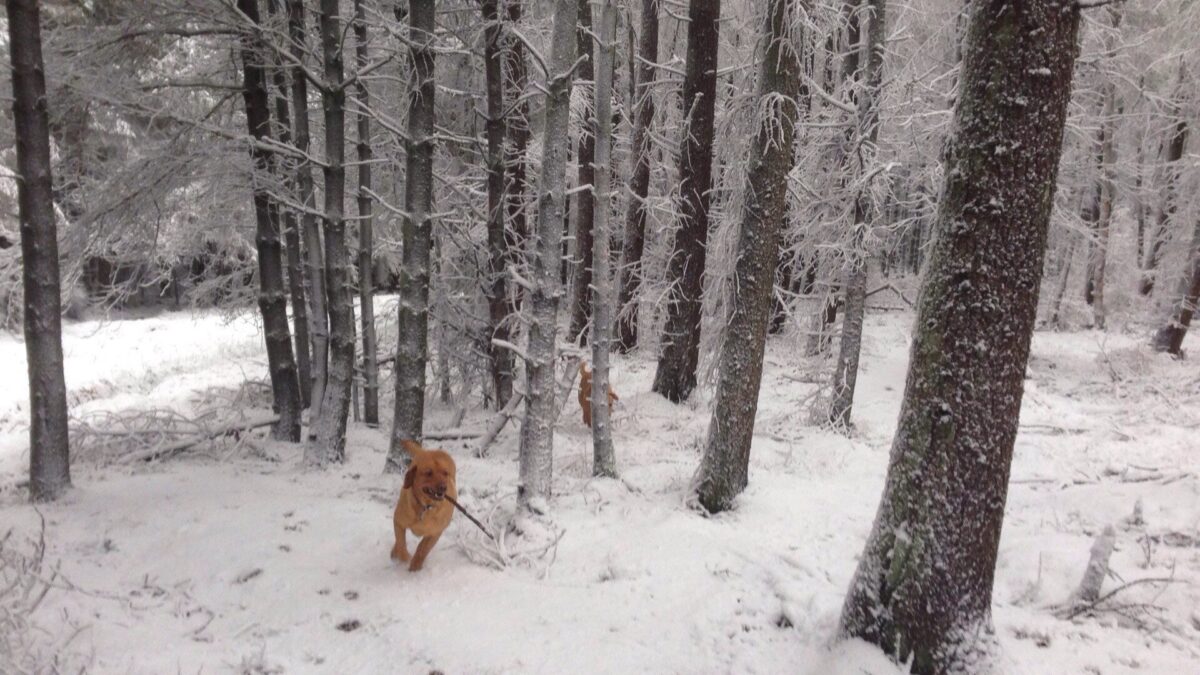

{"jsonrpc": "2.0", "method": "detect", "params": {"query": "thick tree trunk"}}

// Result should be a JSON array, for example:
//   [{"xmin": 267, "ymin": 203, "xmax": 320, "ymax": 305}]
[
  {"xmin": 265, "ymin": 0, "xmax": 312, "ymax": 410},
  {"xmin": 352, "ymin": 0, "xmax": 379, "ymax": 425},
  {"xmin": 7, "ymin": 0, "xmax": 71, "ymax": 502},
  {"xmin": 235, "ymin": 0, "xmax": 303, "ymax": 443},
  {"xmin": 1152, "ymin": 216, "xmax": 1200, "ymax": 356},
  {"xmin": 483, "ymin": 0, "xmax": 514, "ymax": 409},
  {"xmin": 1139, "ymin": 84, "xmax": 1188, "ymax": 297},
  {"xmin": 287, "ymin": 0, "xmax": 330, "ymax": 426},
  {"xmin": 829, "ymin": 0, "xmax": 886, "ymax": 429},
  {"xmin": 651, "ymin": 0, "xmax": 721, "ymax": 403},
  {"xmin": 568, "ymin": 0, "xmax": 598, "ymax": 345},
  {"xmin": 615, "ymin": 0, "xmax": 658, "ymax": 353},
  {"xmin": 309, "ymin": 0, "xmax": 354, "ymax": 465},
  {"xmin": 387, "ymin": 0, "xmax": 437, "ymax": 471},
  {"xmin": 837, "ymin": 3, "xmax": 1081, "ymax": 672},
  {"xmin": 694, "ymin": 0, "xmax": 804, "ymax": 513},
  {"xmin": 518, "ymin": 0, "xmax": 579, "ymax": 507},
  {"xmin": 590, "ymin": 0, "xmax": 618, "ymax": 478}
]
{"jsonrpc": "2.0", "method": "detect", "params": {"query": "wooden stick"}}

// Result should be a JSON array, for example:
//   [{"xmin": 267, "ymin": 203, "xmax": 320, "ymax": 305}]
[{"xmin": 446, "ymin": 496, "xmax": 496, "ymax": 540}]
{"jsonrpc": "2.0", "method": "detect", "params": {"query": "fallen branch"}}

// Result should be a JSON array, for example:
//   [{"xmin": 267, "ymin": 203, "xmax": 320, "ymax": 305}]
[
  {"xmin": 475, "ymin": 392, "xmax": 525, "ymax": 458},
  {"xmin": 117, "ymin": 414, "xmax": 279, "ymax": 464}
]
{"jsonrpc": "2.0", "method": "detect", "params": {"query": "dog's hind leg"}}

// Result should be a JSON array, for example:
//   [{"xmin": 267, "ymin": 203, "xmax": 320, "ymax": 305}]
[
  {"xmin": 391, "ymin": 524, "xmax": 410, "ymax": 563},
  {"xmin": 409, "ymin": 533, "xmax": 442, "ymax": 572}
]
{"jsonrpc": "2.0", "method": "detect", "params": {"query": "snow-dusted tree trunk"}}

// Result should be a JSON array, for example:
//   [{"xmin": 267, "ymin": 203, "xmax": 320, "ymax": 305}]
[
  {"xmin": 1139, "ymin": 78, "xmax": 1188, "ymax": 297},
  {"xmin": 264, "ymin": 0, "xmax": 312, "ymax": 411},
  {"xmin": 695, "ymin": 0, "xmax": 804, "ymax": 513},
  {"xmin": 8, "ymin": 0, "xmax": 72, "ymax": 502},
  {"xmin": 1048, "ymin": 234, "xmax": 1077, "ymax": 328},
  {"xmin": 1153, "ymin": 216, "xmax": 1200, "ymax": 356},
  {"xmin": 589, "ymin": 0, "xmax": 618, "ymax": 478},
  {"xmin": 837, "ymin": 2, "xmax": 1081, "ymax": 672},
  {"xmin": 568, "ymin": 0, "xmax": 598, "ymax": 345},
  {"xmin": 352, "ymin": 0, "xmax": 379, "ymax": 426},
  {"xmin": 615, "ymin": 0, "xmax": 658, "ymax": 353},
  {"xmin": 518, "ymin": 0, "xmax": 579, "ymax": 507},
  {"xmin": 309, "ymin": 0, "xmax": 354, "ymax": 465},
  {"xmin": 1087, "ymin": 81, "xmax": 1117, "ymax": 330},
  {"xmin": 482, "ymin": 0, "xmax": 514, "ymax": 408},
  {"xmin": 387, "ymin": 0, "xmax": 438, "ymax": 472},
  {"xmin": 652, "ymin": 0, "xmax": 721, "ymax": 402},
  {"xmin": 828, "ymin": 0, "xmax": 886, "ymax": 429},
  {"xmin": 235, "ymin": 0, "xmax": 303, "ymax": 443},
  {"xmin": 287, "ymin": 0, "xmax": 330, "ymax": 424}
]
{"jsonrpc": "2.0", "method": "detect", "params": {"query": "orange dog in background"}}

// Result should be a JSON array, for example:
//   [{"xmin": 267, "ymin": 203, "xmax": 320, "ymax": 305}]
[
  {"xmin": 578, "ymin": 362, "xmax": 618, "ymax": 428},
  {"xmin": 391, "ymin": 439, "xmax": 457, "ymax": 572}
]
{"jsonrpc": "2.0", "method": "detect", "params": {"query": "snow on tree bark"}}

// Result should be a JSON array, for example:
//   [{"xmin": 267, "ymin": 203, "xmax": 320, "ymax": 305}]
[
  {"xmin": 287, "ymin": 0, "xmax": 330, "ymax": 427},
  {"xmin": 387, "ymin": 0, "xmax": 439, "ymax": 472},
  {"xmin": 352, "ymin": 0, "xmax": 379, "ymax": 426},
  {"xmin": 518, "ymin": 0, "xmax": 579, "ymax": 506},
  {"xmin": 1087, "ymin": 78, "xmax": 1117, "ymax": 330},
  {"xmin": 589, "ymin": 0, "xmax": 618, "ymax": 478},
  {"xmin": 309, "ymin": 0, "xmax": 354, "ymax": 465},
  {"xmin": 829, "ymin": 0, "xmax": 886, "ymax": 429},
  {"xmin": 568, "ymin": 0, "xmax": 598, "ymax": 346},
  {"xmin": 483, "ymin": 0, "xmax": 514, "ymax": 409},
  {"xmin": 1152, "ymin": 215, "xmax": 1200, "ymax": 356},
  {"xmin": 265, "ymin": 0, "xmax": 312, "ymax": 410},
  {"xmin": 1139, "ymin": 69, "xmax": 1188, "ymax": 297},
  {"xmin": 836, "ymin": 2, "xmax": 1081, "ymax": 672},
  {"xmin": 235, "ymin": 0, "xmax": 303, "ymax": 443},
  {"xmin": 651, "ymin": 0, "xmax": 721, "ymax": 403},
  {"xmin": 695, "ymin": 0, "xmax": 804, "ymax": 513},
  {"xmin": 7, "ymin": 0, "xmax": 72, "ymax": 501},
  {"xmin": 615, "ymin": 0, "xmax": 658, "ymax": 353}
]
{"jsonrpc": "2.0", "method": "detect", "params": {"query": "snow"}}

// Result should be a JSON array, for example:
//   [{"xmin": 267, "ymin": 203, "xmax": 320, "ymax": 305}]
[{"xmin": 1, "ymin": 308, "xmax": 1198, "ymax": 673}]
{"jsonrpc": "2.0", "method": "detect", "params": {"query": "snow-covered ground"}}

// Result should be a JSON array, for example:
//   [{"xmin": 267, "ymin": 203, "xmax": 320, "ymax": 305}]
[{"xmin": 1, "ymin": 307, "xmax": 1197, "ymax": 674}]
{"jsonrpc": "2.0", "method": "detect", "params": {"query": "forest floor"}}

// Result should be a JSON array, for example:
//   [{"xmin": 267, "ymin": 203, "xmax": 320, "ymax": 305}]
[{"xmin": 1, "ymin": 304, "xmax": 1198, "ymax": 674}]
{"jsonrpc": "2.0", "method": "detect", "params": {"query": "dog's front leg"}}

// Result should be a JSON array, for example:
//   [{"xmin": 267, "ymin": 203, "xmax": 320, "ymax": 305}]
[
  {"xmin": 391, "ymin": 525, "xmax": 411, "ymax": 563},
  {"xmin": 409, "ymin": 533, "xmax": 442, "ymax": 572}
]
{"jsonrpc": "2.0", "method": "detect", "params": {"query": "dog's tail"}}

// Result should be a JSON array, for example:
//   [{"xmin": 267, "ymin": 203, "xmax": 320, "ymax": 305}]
[{"xmin": 400, "ymin": 438, "xmax": 424, "ymax": 457}]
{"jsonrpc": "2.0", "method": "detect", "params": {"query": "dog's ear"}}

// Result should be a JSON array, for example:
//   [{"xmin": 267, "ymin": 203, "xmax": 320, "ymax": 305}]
[
  {"xmin": 608, "ymin": 388, "xmax": 619, "ymax": 402},
  {"xmin": 400, "ymin": 439, "xmax": 423, "ymax": 457},
  {"xmin": 403, "ymin": 463, "xmax": 416, "ymax": 489}
]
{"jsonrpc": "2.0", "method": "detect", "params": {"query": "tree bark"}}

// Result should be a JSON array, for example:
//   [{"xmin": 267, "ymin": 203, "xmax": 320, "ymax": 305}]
[
  {"xmin": 615, "ymin": 0, "xmax": 658, "ymax": 353},
  {"xmin": 1139, "ymin": 69, "xmax": 1188, "ymax": 297},
  {"xmin": 1152, "ymin": 215, "xmax": 1200, "ymax": 356},
  {"xmin": 829, "ymin": 0, "xmax": 886, "ymax": 429},
  {"xmin": 651, "ymin": 0, "xmax": 721, "ymax": 403},
  {"xmin": 590, "ymin": 0, "xmax": 618, "ymax": 478},
  {"xmin": 235, "ymin": 0, "xmax": 303, "ymax": 443},
  {"xmin": 265, "ymin": 0, "xmax": 312, "ymax": 410},
  {"xmin": 837, "ymin": 3, "xmax": 1081, "ymax": 672},
  {"xmin": 287, "ymin": 0, "xmax": 330, "ymax": 426},
  {"xmin": 7, "ymin": 0, "xmax": 72, "ymax": 501},
  {"xmin": 352, "ymin": 0, "xmax": 379, "ymax": 425},
  {"xmin": 483, "ymin": 0, "xmax": 514, "ymax": 408},
  {"xmin": 1088, "ymin": 80, "xmax": 1117, "ymax": 330},
  {"xmin": 568, "ymin": 0, "xmax": 598, "ymax": 345},
  {"xmin": 694, "ymin": 0, "xmax": 805, "ymax": 513},
  {"xmin": 518, "ymin": 0, "xmax": 579, "ymax": 507},
  {"xmin": 309, "ymin": 0, "xmax": 354, "ymax": 465},
  {"xmin": 387, "ymin": 0, "xmax": 438, "ymax": 471}
]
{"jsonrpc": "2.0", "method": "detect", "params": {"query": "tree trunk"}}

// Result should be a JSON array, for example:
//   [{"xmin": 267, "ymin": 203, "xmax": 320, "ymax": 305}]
[
  {"xmin": 287, "ymin": 0, "xmax": 330, "ymax": 426},
  {"xmin": 352, "ymin": 0, "xmax": 379, "ymax": 425},
  {"xmin": 387, "ymin": 0, "xmax": 437, "ymax": 472},
  {"xmin": 235, "ymin": 0, "xmax": 303, "ymax": 443},
  {"xmin": 694, "ymin": 0, "xmax": 804, "ymax": 513},
  {"xmin": 829, "ymin": 0, "xmax": 886, "ymax": 429},
  {"xmin": 483, "ymin": 0, "xmax": 514, "ymax": 409},
  {"xmin": 519, "ymin": 0, "xmax": 579, "ymax": 507},
  {"xmin": 651, "ymin": 0, "xmax": 721, "ymax": 403},
  {"xmin": 1088, "ymin": 77, "xmax": 1118, "ymax": 330},
  {"xmin": 1048, "ymin": 234, "xmax": 1077, "ymax": 328},
  {"xmin": 503, "ymin": 0, "xmax": 531, "ymax": 278},
  {"xmin": 265, "ymin": 0, "xmax": 312, "ymax": 410},
  {"xmin": 7, "ymin": 0, "xmax": 71, "ymax": 502},
  {"xmin": 1139, "ymin": 71, "xmax": 1188, "ymax": 297},
  {"xmin": 590, "ymin": 0, "xmax": 618, "ymax": 478},
  {"xmin": 568, "ymin": 0, "xmax": 598, "ymax": 345},
  {"xmin": 615, "ymin": 0, "xmax": 658, "ymax": 353},
  {"xmin": 1152, "ymin": 215, "xmax": 1200, "ymax": 356},
  {"xmin": 837, "ymin": 3, "xmax": 1081, "ymax": 672},
  {"xmin": 309, "ymin": 0, "xmax": 354, "ymax": 465}
]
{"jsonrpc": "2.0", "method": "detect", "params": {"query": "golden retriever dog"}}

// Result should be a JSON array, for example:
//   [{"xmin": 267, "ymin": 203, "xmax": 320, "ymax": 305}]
[
  {"xmin": 578, "ymin": 361, "xmax": 619, "ymax": 428},
  {"xmin": 391, "ymin": 439, "xmax": 457, "ymax": 572}
]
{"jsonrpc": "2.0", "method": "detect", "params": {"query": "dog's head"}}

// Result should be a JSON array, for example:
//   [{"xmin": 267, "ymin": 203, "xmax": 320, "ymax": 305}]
[{"xmin": 401, "ymin": 439, "xmax": 456, "ymax": 501}]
